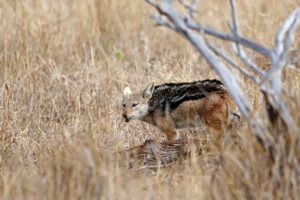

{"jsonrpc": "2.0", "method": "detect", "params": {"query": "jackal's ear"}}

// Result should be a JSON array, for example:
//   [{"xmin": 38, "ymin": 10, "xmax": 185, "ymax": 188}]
[
  {"xmin": 123, "ymin": 87, "xmax": 132, "ymax": 96},
  {"xmin": 142, "ymin": 82, "xmax": 154, "ymax": 98}
]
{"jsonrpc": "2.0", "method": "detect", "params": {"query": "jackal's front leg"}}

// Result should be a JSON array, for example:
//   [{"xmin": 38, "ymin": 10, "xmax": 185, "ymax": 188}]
[
  {"xmin": 153, "ymin": 112, "xmax": 180, "ymax": 140},
  {"xmin": 163, "ymin": 129, "xmax": 180, "ymax": 140},
  {"xmin": 203, "ymin": 102, "xmax": 228, "ymax": 144}
]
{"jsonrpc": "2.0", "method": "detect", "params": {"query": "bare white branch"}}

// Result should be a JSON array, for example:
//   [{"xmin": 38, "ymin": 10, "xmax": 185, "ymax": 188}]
[
  {"xmin": 146, "ymin": 0, "xmax": 159, "ymax": 7},
  {"xmin": 227, "ymin": 0, "xmax": 266, "ymax": 78},
  {"xmin": 150, "ymin": 14, "xmax": 175, "ymax": 30},
  {"xmin": 185, "ymin": 18, "xmax": 273, "ymax": 58},
  {"xmin": 232, "ymin": 44, "xmax": 266, "ymax": 77},
  {"xmin": 275, "ymin": 7, "xmax": 300, "ymax": 53},
  {"xmin": 178, "ymin": 0, "xmax": 199, "ymax": 18},
  {"xmin": 208, "ymin": 43, "xmax": 260, "ymax": 84},
  {"xmin": 262, "ymin": 7, "xmax": 300, "ymax": 85},
  {"xmin": 229, "ymin": 0, "xmax": 239, "ymax": 35}
]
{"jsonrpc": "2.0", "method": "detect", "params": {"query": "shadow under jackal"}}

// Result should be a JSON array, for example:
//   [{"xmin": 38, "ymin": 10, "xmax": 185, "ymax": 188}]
[{"xmin": 122, "ymin": 79, "xmax": 241, "ymax": 141}]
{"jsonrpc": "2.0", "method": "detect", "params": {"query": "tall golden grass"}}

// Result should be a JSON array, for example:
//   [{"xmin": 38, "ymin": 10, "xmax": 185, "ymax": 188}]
[{"xmin": 0, "ymin": 0, "xmax": 300, "ymax": 199}]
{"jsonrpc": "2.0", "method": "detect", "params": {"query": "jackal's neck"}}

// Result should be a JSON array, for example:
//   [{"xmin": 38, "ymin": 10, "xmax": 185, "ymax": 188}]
[{"xmin": 141, "ymin": 113, "xmax": 155, "ymax": 126}]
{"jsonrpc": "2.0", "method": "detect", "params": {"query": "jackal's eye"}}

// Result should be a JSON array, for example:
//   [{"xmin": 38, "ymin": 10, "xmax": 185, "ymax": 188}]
[
  {"xmin": 122, "ymin": 103, "xmax": 126, "ymax": 108},
  {"xmin": 132, "ymin": 103, "xmax": 137, "ymax": 107}
]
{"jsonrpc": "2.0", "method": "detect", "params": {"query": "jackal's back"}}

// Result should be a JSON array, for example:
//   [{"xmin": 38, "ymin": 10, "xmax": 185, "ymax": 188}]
[{"xmin": 148, "ymin": 79, "xmax": 227, "ymax": 114}]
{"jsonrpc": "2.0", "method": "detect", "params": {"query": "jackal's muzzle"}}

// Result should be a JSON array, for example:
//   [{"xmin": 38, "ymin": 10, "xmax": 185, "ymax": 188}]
[{"xmin": 122, "ymin": 113, "xmax": 131, "ymax": 122}]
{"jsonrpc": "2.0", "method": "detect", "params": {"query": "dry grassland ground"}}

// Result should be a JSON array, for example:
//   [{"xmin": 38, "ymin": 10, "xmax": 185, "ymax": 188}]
[{"xmin": 0, "ymin": 0, "xmax": 300, "ymax": 199}]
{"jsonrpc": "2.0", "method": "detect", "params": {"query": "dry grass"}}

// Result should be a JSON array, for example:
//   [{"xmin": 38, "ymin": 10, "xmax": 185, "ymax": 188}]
[{"xmin": 0, "ymin": 0, "xmax": 300, "ymax": 199}]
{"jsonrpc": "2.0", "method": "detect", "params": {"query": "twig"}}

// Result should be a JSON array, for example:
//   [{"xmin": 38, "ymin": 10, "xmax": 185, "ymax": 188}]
[
  {"xmin": 232, "ymin": 44, "xmax": 266, "ymax": 77},
  {"xmin": 178, "ymin": 0, "xmax": 199, "ymax": 18},
  {"xmin": 228, "ymin": 0, "xmax": 265, "ymax": 77},
  {"xmin": 150, "ymin": 14, "xmax": 176, "ymax": 30},
  {"xmin": 229, "ymin": 0, "xmax": 239, "ymax": 35},
  {"xmin": 185, "ymin": 18, "xmax": 273, "ymax": 58}
]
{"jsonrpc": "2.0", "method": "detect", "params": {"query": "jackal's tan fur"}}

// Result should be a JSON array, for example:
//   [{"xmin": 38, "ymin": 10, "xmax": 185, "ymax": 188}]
[{"xmin": 122, "ymin": 80, "xmax": 240, "ymax": 141}]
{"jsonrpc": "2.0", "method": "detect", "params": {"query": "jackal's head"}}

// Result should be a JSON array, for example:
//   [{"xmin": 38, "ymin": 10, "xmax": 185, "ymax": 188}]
[{"xmin": 122, "ymin": 83, "xmax": 154, "ymax": 122}]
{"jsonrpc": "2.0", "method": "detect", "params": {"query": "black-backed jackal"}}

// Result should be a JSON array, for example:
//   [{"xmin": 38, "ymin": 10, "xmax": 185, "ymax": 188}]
[{"xmin": 122, "ymin": 79, "xmax": 241, "ymax": 141}]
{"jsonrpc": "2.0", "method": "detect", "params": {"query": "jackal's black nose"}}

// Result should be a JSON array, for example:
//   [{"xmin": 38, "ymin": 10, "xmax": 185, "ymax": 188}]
[{"xmin": 122, "ymin": 113, "xmax": 127, "ymax": 118}]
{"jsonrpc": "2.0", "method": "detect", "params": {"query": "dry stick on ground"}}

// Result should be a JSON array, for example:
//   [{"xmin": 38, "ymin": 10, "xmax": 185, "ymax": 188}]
[{"xmin": 146, "ymin": 0, "xmax": 300, "ymax": 132}]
